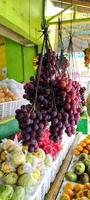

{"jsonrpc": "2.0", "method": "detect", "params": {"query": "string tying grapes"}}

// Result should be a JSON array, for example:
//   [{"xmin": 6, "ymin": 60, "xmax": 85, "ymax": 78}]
[{"xmin": 15, "ymin": 25, "xmax": 86, "ymax": 152}]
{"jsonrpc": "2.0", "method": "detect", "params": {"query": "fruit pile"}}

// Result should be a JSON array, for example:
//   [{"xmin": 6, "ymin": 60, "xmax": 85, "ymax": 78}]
[
  {"xmin": 39, "ymin": 129, "xmax": 62, "ymax": 159},
  {"xmin": 74, "ymin": 135, "xmax": 90, "ymax": 156},
  {"xmin": 65, "ymin": 152, "xmax": 90, "ymax": 184},
  {"xmin": 0, "ymin": 139, "xmax": 53, "ymax": 199},
  {"xmin": 15, "ymin": 27, "xmax": 85, "ymax": 152},
  {"xmin": 60, "ymin": 182, "xmax": 90, "ymax": 200},
  {"xmin": 0, "ymin": 87, "xmax": 19, "ymax": 103}
]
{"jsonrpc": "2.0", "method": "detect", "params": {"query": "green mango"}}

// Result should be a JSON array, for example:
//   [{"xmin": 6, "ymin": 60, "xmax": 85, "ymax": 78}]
[
  {"xmin": 74, "ymin": 161, "xmax": 85, "ymax": 175},
  {"xmin": 79, "ymin": 153, "xmax": 88, "ymax": 161},
  {"xmin": 12, "ymin": 186, "xmax": 25, "ymax": 200},
  {"xmin": 0, "ymin": 184, "xmax": 13, "ymax": 199},
  {"xmin": 87, "ymin": 165, "xmax": 90, "ymax": 175},
  {"xmin": 65, "ymin": 171, "xmax": 78, "ymax": 182},
  {"xmin": 83, "ymin": 159, "xmax": 90, "ymax": 167}
]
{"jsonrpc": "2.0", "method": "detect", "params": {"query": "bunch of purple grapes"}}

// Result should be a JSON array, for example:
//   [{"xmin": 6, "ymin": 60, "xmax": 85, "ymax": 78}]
[
  {"xmin": 15, "ymin": 105, "xmax": 49, "ymax": 152},
  {"xmin": 16, "ymin": 50, "xmax": 86, "ymax": 150},
  {"xmin": 48, "ymin": 74, "xmax": 84, "ymax": 141}
]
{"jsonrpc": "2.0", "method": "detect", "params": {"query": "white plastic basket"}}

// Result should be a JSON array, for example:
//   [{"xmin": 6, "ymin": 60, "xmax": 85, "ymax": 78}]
[
  {"xmin": 0, "ymin": 99, "xmax": 29, "ymax": 119},
  {"xmin": 25, "ymin": 134, "xmax": 75, "ymax": 200}
]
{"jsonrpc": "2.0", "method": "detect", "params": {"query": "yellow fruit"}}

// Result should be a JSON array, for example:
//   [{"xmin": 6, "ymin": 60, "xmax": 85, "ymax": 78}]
[
  {"xmin": 74, "ymin": 184, "xmax": 84, "ymax": 192},
  {"xmin": 86, "ymin": 139, "xmax": 90, "ymax": 144},
  {"xmin": 85, "ymin": 183, "xmax": 90, "ymax": 190},
  {"xmin": 83, "ymin": 149, "xmax": 89, "ymax": 154},
  {"xmin": 64, "ymin": 189, "xmax": 74, "ymax": 198},
  {"xmin": 87, "ymin": 190, "xmax": 90, "ymax": 198},
  {"xmin": 77, "ymin": 191, "xmax": 84, "ymax": 198},
  {"xmin": 87, "ymin": 135, "xmax": 90, "ymax": 139},
  {"xmin": 77, "ymin": 146, "xmax": 83, "ymax": 152},
  {"xmin": 74, "ymin": 149, "xmax": 80, "ymax": 156},
  {"xmin": 3, "ymin": 139, "xmax": 14, "ymax": 150},
  {"xmin": 1, "ymin": 151, "xmax": 8, "ymax": 161},
  {"xmin": 17, "ymin": 164, "xmax": 26, "ymax": 175},
  {"xmin": 32, "ymin": 169, "xmax": 41, "ymax": 181},
  {"xmin": 0, "ymin": 171, "xmax": 4, "ymax": 179},
  {"xmin": 64, "ymin": 183, "xmax": 74, "ymax": 191},
  {"xmin": 32, "ymin": 149, "xmax": 45, "ymax": 160},
  {"xmin": 86, "ymin": 145, "xmax": 90, "ymax": 151},
  {"xmin": 81, "ymin": 142, "xmax": 87, "ymax": 147},
  {"xmin": 22, "ymin": 146, "xmax": 28, "ymax": 153},
  {"xmin": 1, "ymin": 162, "xmax": 15, "ymax": 173},
  {"xmin": 60, "ymin": 193, "xmax": 70, "ymax": 200},
  {"xmin": 11, "ymin": 151, "xmax": 25, "ymax": 167}
]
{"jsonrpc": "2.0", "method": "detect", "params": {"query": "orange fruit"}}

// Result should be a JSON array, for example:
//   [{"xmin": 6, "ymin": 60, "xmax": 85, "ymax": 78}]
[
  {"xmin": 80, "ymin": 142, "xmax": 87, "ymax": 147},
  {"xmin": 74, "ymin": 184, "xmax": 84, "ymax": 192},
  {"xmin": 87, "ymin": 135, "xmax": 90, "ymax": 139},
  {"xmin": 64, "ymin": 189, "xmax": 74, "ymax": 198},
  {"xmin": 74, "ymin": 149, "xmax": 80, "ymax": 156},
  {"xmin": 64, "ymin": 183, "xmax": 74, "ymax": 191},
  {"xmin": 60, "ymin": 193, "xmax": 70, "ymax": 200},
  {"xmin": 77, "ymin": 146, "xmax": 83, "ymax": 152},
  {"xmin": 86, "ymin": 145, "xmax": 90, "ymax": 151},
  {"xmin": 83, "ymin": 149, "xmax": 89, "ymax": 154},
  {"xmin": 84, "ymin": 183, "xmax": 90, "ymax": 190},
  {"xmin": 86, "ymin": 139, "xmax": 90, "ymax": 144}
]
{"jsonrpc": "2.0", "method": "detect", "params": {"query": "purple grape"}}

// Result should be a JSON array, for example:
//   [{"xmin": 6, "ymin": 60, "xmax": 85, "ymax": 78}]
[
  {"xmin": 51, "ymin": 111, "xmax": 57, "ymax": 118},
  {"xmin": 33, "ymin": 124, "xmax": 39, "ymax": 131},
  {"xmin": 39, "ymin": 123, "xmax": 44, "ymax": 129},
  {"xmin": 30, "ymin": 112, "xmax": 36, "ymax": 119},
  {"xmin": 52, "ymin": 118, "xmax": 59, "ymax": 125}
]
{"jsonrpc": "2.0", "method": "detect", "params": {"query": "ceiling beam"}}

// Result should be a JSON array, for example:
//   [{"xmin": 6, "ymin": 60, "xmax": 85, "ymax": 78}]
[
  {"xmin": 49, "ymin": 17, "xmax": 90, "ymax": 26},
  {"xmin": 47, "ymin": 5, "xmax": 73, "ymax": 22},
  {"xmin": 56, "ymin": 0, "xmax": 90, "ymax": 8},
  {"xmin": 0, "ymin": 24, "xmax": 34, "ymax": 46},
  {"xmin": 52, "ymin": 0, "xmax": 90, "ymax": 13}
]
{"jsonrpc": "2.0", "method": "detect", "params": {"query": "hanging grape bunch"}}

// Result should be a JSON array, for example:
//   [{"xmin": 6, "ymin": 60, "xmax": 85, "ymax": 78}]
[
  {"xmin": 16, "ymin": 25, "xmax": 86, "ymax": 151},
  {"xmin": 58, "ymin": 54, "xmax": 69, "ymax": 73}
]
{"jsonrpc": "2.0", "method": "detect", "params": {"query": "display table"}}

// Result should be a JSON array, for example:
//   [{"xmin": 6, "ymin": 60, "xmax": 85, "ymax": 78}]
[{"xmin": 25, "ymin": 134, "xmax": 75, "ymax": 200}]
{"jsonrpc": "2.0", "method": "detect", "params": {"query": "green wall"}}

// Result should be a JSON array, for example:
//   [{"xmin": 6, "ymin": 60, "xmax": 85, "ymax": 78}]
[
  {"xmin": 0, "ymin": 0, "xmax": 43, "ymax": 44},
  {"xmin": 0, "ymin": 0, "xmax": 43, "ymax": 82},
  {"xmin": 23, "ymin": 46, "xmax": 36, "ymax": 82},
  {"xmin": 5, "ymin": 39, "xmax": 36, "ymax": 82}
]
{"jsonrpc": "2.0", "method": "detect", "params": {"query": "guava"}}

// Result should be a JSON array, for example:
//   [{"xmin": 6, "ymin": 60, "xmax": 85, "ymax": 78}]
[
  {"xmin": 12, "ymin": 186, "xmax": 25, "ymax": 200},
  {"xmin": 44, "ymin": 155, "xmax": 52, "ymax": 166},
  {"xmin": 17, "ymin": 173, "xmax": 36, "ymax": 189},
  {"xmin": 4, "ymin": 172, "xmax": 18, "ymax": 185}
]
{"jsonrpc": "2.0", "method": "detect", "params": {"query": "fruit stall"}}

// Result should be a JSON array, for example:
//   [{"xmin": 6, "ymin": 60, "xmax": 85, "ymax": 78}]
[
  {"xmin": 0, "ymin": 0, "xmax": 90, "ymax": 200},
  {"xmin": 56, "ymin": 134, "xmax": 90, "ymax": 200}
]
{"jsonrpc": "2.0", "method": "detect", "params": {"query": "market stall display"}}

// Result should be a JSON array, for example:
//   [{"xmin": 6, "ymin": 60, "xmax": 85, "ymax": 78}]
[
  {"xmin": 57, "ymin": 135, "xmax": 90, "ymax": 200},
  {"xmin": 0, "ymin": 133, "xmax": 75, "ymax": 200},
  {"xmin": 74, "ymin": 135, "xmax": 90, "ymax": 156},
  {"xmin": 60, "ymin": 182, "xmax": 90, "ymax": 200},
  {"xmin": 15, "ymin": 26, "xmax": 85, "ymax": 153},
  {"xmin": 0, "ymin": 87, "xmax": 19, "ymax": 103}
]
